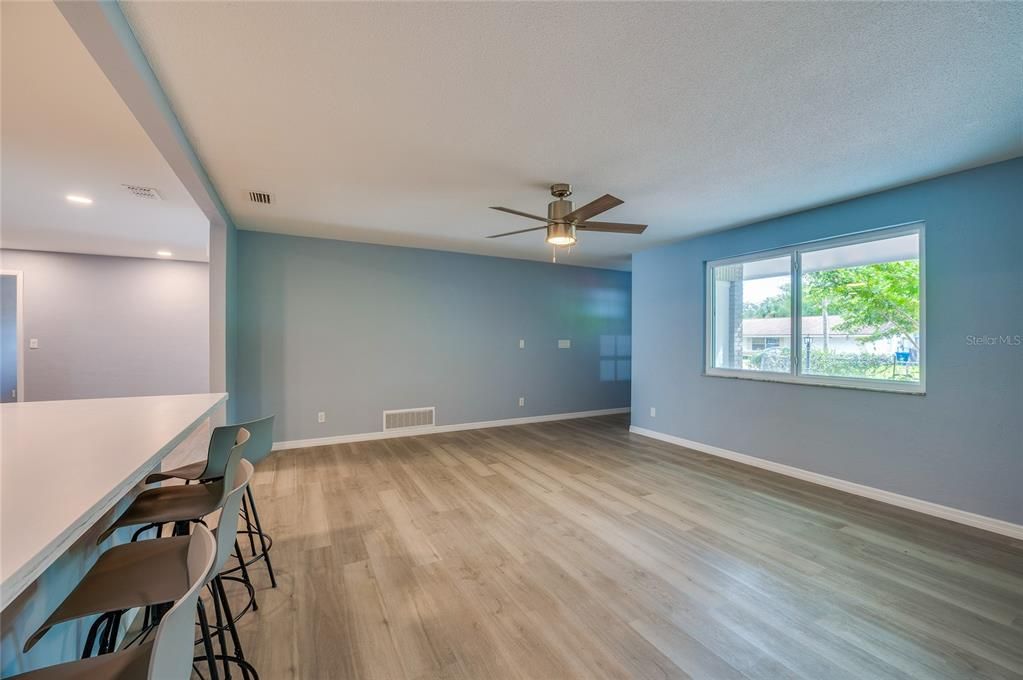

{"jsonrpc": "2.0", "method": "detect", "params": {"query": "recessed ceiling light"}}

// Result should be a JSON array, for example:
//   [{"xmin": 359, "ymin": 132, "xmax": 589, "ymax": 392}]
[
  {"xmin": 156, "ymin": 250, "xmax": 173, "ymax": 258},
  {"xmin": 66, "ymin": 194, "xmax": 93, "ymax": 204}
]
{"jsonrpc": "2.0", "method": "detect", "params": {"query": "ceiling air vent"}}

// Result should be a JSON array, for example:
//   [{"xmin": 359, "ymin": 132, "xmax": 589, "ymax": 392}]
[
  {"xmin": 122, "ymin": 184, "xmax": 162, "ymax": 200},
  {"xmin": 248, "ymin": 191, "xmax": 274, "ymax": 205},
  {"xmin": 383, "ymin": 407, "xmax": 436, "ymax": 432}
]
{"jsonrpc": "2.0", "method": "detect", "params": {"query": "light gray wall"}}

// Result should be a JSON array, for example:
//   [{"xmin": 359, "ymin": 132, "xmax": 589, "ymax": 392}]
[
  {"xmin": 0, "ymin": 274, "xmax": 17, "ymax": 401},
  {"xmin": 632, "ymin": 157, "xmax": 1023, "ymax": 524},
  {"xmin": 235, "ymin": 232, "xmax": 632, "ymax": 442},
  {"xmin": 208, "ymin": 222, "xmax": 228, "ymax": 425},
  {"xmin": 0, "ymin": 250, "xmax": 209, "ymax": 401}
]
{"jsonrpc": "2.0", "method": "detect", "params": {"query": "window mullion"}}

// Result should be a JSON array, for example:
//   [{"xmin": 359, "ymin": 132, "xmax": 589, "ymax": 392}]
[{"xmin": 792, "ymin": 250, "xmax": 801, "ymax": 376}]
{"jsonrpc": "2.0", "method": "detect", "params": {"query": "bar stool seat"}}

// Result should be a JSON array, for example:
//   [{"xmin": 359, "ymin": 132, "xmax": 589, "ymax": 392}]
[
  {"xmin": 23, "ymin": 536, "xmax": 193, "ymax": 653},
  {"xmin": 97, "ymin": 483, "xmax": 224, "ymax": 544},
  {"xmin": 144, "ymin": 460, "xmax": 205, "ymax": 485},
  {"xmin": 8, "ymin": 526, "xmax": 217, "ymax": 680},
  {"xmin": 96, "ymin": 426, "xmax": 251, "ymax": 545},
  {"xmin": 143, "ymin": 422, "xmax": 245, "ymax": 487},
  {"xmin": 12, "ymin": 638, "xmax": 153, "ymax": 679}
]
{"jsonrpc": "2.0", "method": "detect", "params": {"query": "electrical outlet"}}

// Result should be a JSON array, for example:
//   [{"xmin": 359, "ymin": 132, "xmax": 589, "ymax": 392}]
[
  {"xmin": 29, "ymin": 338, "xmax": 39, "ymax": 349},
  {"xmin": 317, "ymin": 411, "xmax": 326, "ymax": 423},
  {"xmin": 518, "ymin": 397, "xmax": 525, "ymax": 407},
  {"xmin": 650, "ymin": 407, "xmax": 656, "ymax": 418},
  {"xmin": 519, "ymin": 339, "xmax": 525, "ymax": 349}
]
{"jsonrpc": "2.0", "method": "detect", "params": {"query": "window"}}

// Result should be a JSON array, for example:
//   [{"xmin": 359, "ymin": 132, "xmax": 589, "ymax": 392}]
[
  {"xmin": 599, "ymin": 334, "xmax": 631, "ymax": 382},
  {"xmin": 750, "ymin": 337, "xmax": 780, "ymax": 352},
  {"xmin": 709, "ymin": 253, "xmax": 791, "ymax": 373},
  {"xmin": 706, "ymin": 223, "xmax": 924, "ymax": 393}
]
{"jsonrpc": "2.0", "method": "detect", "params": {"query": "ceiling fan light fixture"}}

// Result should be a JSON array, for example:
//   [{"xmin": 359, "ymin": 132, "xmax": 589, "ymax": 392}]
[{"xmin": 546, "ymin": 223, "xmax": 576, "ymax": 247}]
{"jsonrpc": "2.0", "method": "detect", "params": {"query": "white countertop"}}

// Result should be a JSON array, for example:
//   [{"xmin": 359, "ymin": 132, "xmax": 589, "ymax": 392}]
[{"xmin": 0, "ymin": 393, "xmax": 226, "ymax": 609}]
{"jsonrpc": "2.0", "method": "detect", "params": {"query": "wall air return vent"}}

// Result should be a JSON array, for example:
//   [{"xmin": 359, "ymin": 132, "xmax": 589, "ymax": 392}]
[
  {"xmin": 122, "ymin": 184, "xmax": 162, "ymax": 200},
  {"xmin": 383, "ymin": 407, "xmax": 436, "ymax": 431},
  {"xmin": 248, "ymin": 191, "xmax": 274, "ymax": 205}
]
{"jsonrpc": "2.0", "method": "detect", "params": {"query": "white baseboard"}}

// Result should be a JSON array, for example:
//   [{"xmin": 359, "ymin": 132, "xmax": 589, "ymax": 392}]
[
  {"xmin": 629, "ymin": 426, "xmax": 1023, "ymax": 541},
  {"xmin": 272, "ymin": 408, "xmax": 631, "ymax": 452}
]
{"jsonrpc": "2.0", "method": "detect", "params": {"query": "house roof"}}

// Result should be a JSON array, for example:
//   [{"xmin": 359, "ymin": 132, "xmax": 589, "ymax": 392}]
[{"xmin": 741, "ymin": 315, "xmax": 867, "ymax": 337}]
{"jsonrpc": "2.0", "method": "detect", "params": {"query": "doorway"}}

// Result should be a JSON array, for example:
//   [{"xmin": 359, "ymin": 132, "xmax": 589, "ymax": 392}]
[{"xmin": 1, "ymin": 271, "xmax": 24, "ymax": 402}]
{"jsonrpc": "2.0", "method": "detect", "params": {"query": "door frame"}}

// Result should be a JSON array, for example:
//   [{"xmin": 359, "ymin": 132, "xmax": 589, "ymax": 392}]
[{"xmin": 1, "ymin": 269, "xmax": 25, "ymax": 402}]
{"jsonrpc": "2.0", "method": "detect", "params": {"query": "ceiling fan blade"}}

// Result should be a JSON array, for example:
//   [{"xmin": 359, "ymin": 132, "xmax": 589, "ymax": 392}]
[
  {"xmin": 489, "ymin": 206, "xmax": 550, "ymax": 223},
  {"xmin": 577, "ymin": 221, "xmax": 647, "ymax": 234},
  {"xmin": 563, "ymin": 194, "xmax": 624, "ymax": 224},
  {"xmin": 486, "ymin": 225, "xmax": 549, "ymax": 239}
]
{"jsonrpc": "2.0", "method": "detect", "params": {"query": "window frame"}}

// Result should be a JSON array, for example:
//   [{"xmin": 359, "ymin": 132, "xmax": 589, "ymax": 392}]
[{"xmin": 704, "ymin": 221, "xmax": 925, "ymax": 394}]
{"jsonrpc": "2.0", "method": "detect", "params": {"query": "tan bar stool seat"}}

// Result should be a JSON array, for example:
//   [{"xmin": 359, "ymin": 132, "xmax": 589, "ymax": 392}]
[
  {"xmin": 144, "ymin": 460, "xmax": 205, "ymax": 484},
  {"xmin": 22, "ymin": 536, "xmax": 193, "ymax": 653},
  {"xmin": 96, "ymin": 485, "xmax": 222, "ymax": 544},
  {"xmin": 96, "ymin": 429, "xmax": 251, "ymax": 545},
  {"xmin": 14, "ymin": 634, "xmax": 153, "ymax": 679},
  {"xmin": 142, "ymin": 419, "xmax": 243, "ymax": 486},
  {"xmin": 8, "ymin": 527, "xmax": 217, "ymax": 680}
]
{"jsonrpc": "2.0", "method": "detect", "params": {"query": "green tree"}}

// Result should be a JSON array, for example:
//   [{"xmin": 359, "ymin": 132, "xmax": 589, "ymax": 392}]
[
  {"xmin": 802, "ymin": 261, "xmax": 920, "ymax": 350},
  {"xmin": 742, "ymin": 286, "xmax": 792, "ymax": 318},
  {"xmin": 742, "ymin": 284, "xmax": 822, "ymax": 319}
]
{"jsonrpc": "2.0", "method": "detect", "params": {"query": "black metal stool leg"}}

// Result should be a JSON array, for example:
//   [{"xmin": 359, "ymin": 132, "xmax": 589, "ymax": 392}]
[
  {"xmin": 82, "ymin": 612, "xmax": 111, "ymax": 658},
  {"xmin": 196, "ymin": 599, "xmax": 220, "ymax": 680},
  {"xmin": 233, "ymin": 540, "xmax": 258, "ymax": 611},
  {"xmin": 240, "ymin": 495, "xmax": 258, "ymax": 557},
  {"xmin": 215, "ymin": 575, "xmax": 256, "ymax": 680},
  {"xmin": 245, "ymin": 487, "xmax": 277, "ymax": 588},
  {"xmin": 130, "ymin": 523, "xmax": 160, "ymax": 542},
  {"xmin": 102, "ymin": 609, "xmax": 124, "ymax": 654},
  {"xmin": 209, "ymin": 584, "xmax": 232, "ymax": 680}
]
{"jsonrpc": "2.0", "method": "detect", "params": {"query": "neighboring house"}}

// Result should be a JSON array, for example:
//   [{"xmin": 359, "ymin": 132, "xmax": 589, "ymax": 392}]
[{"xmin": 741, "ymin": 315, "xmax": 900, "ymax": 355}]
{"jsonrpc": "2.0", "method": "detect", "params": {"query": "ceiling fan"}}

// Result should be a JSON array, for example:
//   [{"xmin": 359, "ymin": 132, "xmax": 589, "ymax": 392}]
[{"xmin": 487, "ymin": 183, "xmax": 647, "ymax": 249}]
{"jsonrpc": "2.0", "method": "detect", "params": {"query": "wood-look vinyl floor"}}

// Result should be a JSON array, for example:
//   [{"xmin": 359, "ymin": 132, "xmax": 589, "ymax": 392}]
[{"xmin": 229, "ymin": 415, "xmax": 1023, "ymax": 680}]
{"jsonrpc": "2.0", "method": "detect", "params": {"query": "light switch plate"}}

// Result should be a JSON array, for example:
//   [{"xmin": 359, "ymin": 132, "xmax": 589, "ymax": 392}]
[
  {"xmin": 518, "ymin": 397, "xmax": 525, "ymax": 407},
  {"xmin": 29, "ymin": 338, "xmax": 39, "ymax": 349},
  {"xmin": 557, "ymin": 339, "xmax": 571, "ymax": 349},
  {"xmin": 519, "ymin": 339, "xmax": 525, "ymax": 349},
  {"xmin": 650, "ymin": 407, "xmax": 656, "ymax": 418}
]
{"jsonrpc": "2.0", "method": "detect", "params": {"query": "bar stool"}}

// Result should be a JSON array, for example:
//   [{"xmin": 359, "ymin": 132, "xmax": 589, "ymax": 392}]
[
  {"xmin": 22, "ymin": 456, "xmax": 258, "ymax": 680},
  {"xmin": 7, "ymin": 525, "xmax": 216, "ymax": 679},
  {"xmin": 143, "ymin": 422, "xmax": 247, "ymax": 489},
  {"xmin": 149, "ymin": 416, "xmax": 277, "ymax": 590},
  {"xmin": 88, "ymin": 429, "xmax": 255, "ymax": 657},
  {"xmin": 98, "ymin": 427, "xmax": 251, "ymax": 545},
  {"xmin": 223, "ymin": 417, "xmax": 276, "ymax": 589}
]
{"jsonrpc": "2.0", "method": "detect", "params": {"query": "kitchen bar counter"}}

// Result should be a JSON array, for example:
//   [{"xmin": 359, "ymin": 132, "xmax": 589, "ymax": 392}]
[{"xmin": 0, "ymin": 393, "xmax": 226, "ymax": 609}]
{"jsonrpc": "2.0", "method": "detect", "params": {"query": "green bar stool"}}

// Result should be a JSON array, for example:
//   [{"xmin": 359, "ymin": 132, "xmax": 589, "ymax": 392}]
[{"xmin": 7, "ymin": 525, "xmax": 216, "ymax": 680}]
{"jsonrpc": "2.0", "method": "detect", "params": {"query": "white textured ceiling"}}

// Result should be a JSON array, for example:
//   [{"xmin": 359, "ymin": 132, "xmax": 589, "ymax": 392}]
[
  {"xmin": 1, "ymin": 1, "xmax": 209, "ymax": 262},
  {"xmin": 122, "ymin": 1, "xmax": 1022, "ymax": 270}
]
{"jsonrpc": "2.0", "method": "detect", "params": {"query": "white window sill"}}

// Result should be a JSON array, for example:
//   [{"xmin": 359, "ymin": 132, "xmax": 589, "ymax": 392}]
[{"xmin": 703, "ymin": 368, "xmax": 925, "ymax": 395}]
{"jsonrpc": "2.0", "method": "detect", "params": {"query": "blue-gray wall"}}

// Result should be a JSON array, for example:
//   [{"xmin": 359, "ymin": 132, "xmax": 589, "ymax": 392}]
[
  {"xmin": 236, "ymin": 232, "xmax": 632, "ymax": 442},
  {"xmin": 226, "ymin": 220, "xmax": 239, "ymax": 420},
  {"xmin": 632, "ymin": 157, "xmax": 1023, "ymax": 524}
]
